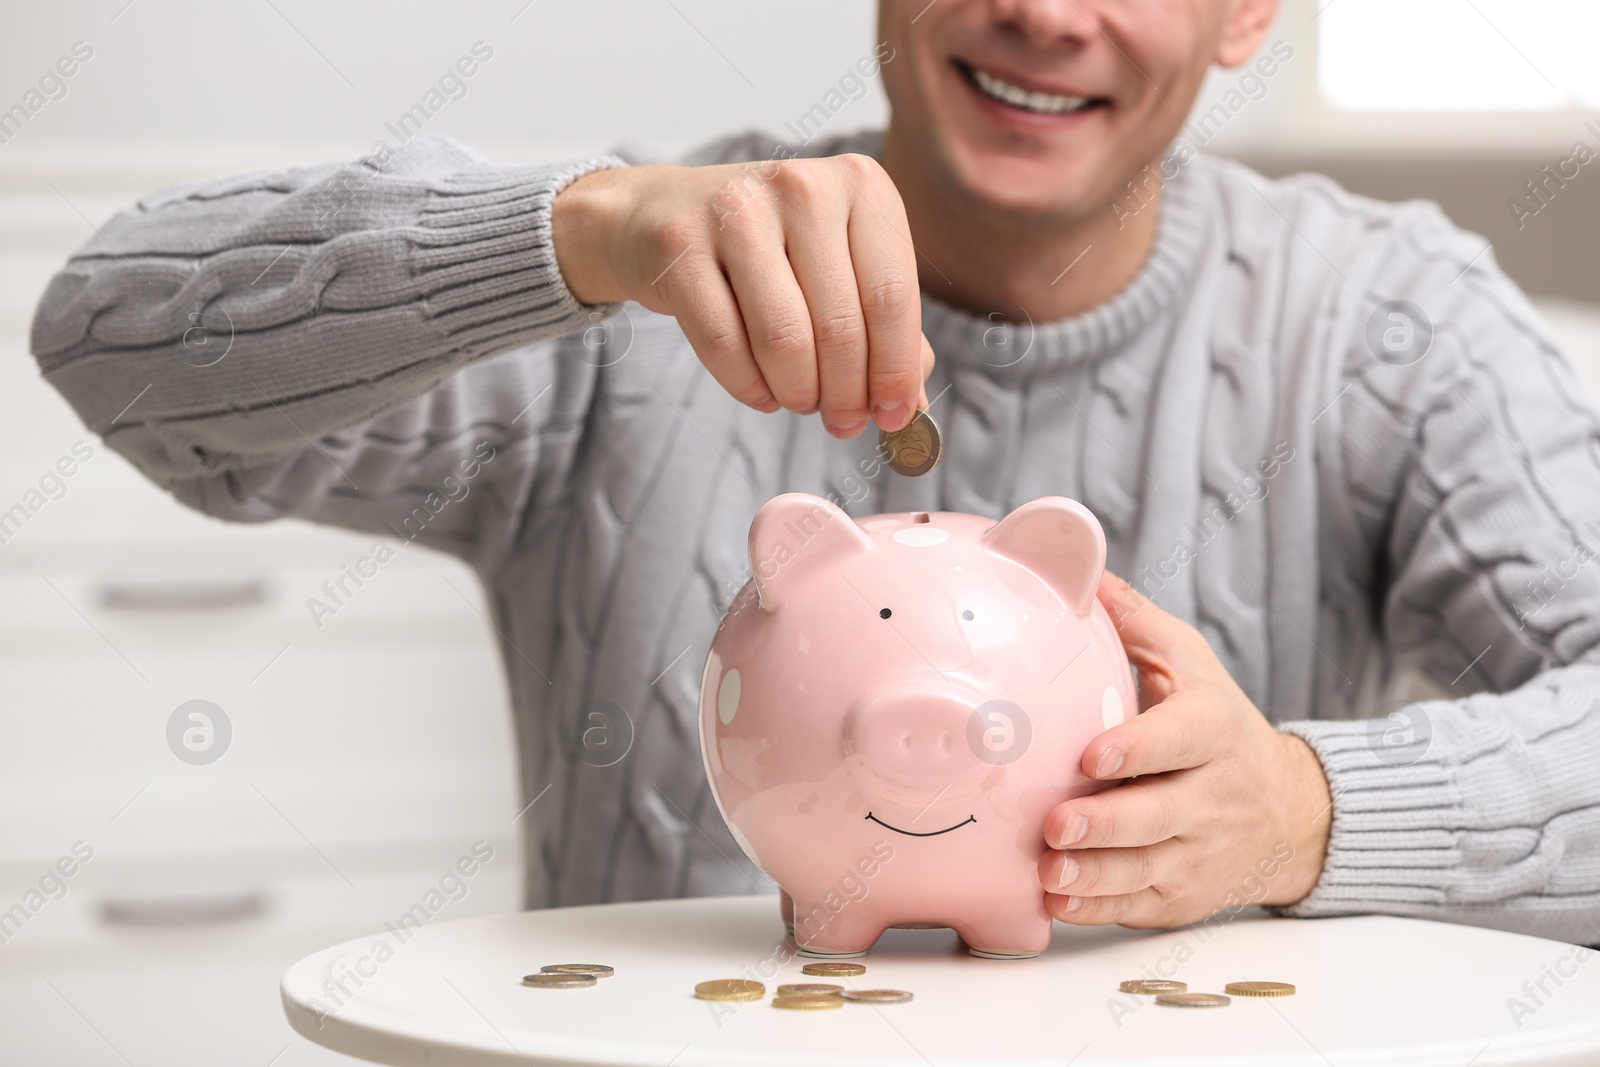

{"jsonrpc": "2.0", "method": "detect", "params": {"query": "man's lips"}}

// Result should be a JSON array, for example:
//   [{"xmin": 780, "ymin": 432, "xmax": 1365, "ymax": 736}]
[
  {"xmin": 865, "ymin": 812, "xmax": 977, "ymax": 837},
  {"xmin": 951, "ymin": 58, "xmax": 1109, "ymax": 116}
]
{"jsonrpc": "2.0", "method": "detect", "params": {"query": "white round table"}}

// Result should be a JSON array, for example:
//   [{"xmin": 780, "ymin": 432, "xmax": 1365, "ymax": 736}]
[{"xmin": 281, "ymin": 895, "xmax": 1600, "ymax": 1066}]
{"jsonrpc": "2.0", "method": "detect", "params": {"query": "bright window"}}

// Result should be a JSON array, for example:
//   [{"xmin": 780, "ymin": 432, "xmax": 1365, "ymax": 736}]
[{"xmin": 1318, "ymin": 0, "xmax": 1600, "ymax": 110}]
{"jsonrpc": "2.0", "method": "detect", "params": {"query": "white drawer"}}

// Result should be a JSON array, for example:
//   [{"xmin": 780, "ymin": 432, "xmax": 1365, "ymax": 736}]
[
  {"xmin": 0, "ymin": 559, "xmax": 520, "ymax": 867},
  {"xmin": 0, "ymin": 863, "xmax": 521, "ymax": 1067}
]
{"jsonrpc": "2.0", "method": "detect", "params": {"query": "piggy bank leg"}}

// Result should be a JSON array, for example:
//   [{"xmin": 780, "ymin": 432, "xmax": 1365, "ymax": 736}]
[
  {"xmin": 951, "ymin": 908, "xmax": 1052, "ymax": 960},
  {"xmin": 780, "ymin": 888, "xmax": 794, "ymax": 935},
  {"xmin": 789, "ymin": 898, "xmax": 882, "ymax": 959}
]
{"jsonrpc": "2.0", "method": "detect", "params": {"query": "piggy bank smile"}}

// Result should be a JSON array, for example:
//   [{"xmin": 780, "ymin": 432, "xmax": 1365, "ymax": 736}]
[
  {"xmin": 699, "ymin": 493, "xmax": 1135, "ymax": 959},
  {"xmin": 863, "ymin": 812, "xmax": 977, "ymax": 837}
]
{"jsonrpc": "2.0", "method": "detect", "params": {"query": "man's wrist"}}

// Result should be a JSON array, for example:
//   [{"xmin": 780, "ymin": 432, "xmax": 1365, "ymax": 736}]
[
  {"xmin": 1263, "ymin": 731, "xmax": 1333, "ymax": 907},
  {"xmin": 552, "ymin": 167, "xmax": 632, "ymax": 307}
]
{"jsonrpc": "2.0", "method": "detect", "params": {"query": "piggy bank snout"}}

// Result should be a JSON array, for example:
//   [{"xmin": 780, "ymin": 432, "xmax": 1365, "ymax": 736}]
[{"xmin": 845, "ymin": 690, "xmax": 986, "ymax": 784}]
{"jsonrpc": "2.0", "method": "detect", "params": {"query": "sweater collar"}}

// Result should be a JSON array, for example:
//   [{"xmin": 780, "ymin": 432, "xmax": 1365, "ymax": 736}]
[{"xmin": 837, "ymin": 126, "xmax": 1209, "ymax": 382}]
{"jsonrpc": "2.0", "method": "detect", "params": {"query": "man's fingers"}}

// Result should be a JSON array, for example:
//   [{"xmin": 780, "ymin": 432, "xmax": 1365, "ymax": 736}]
[
  {"xmin": 783, "ymin": 193, "xmax": 870, "ymax": 435},
  {"xmin": 1040, "ymin": 837, "xmax": 1183, "ymax": 899},
  {"xmin": 1046, "ymin": 885, "xmax": 1170, "ymax": 927},
  {"xmin": 844, "ymin": 161, "xmax": 923, "ymax": 432},
  {"xmin": 1044, "ymin": 778, "xmax": 1184, "ymax": 850},
  {"xmin": 667, "ymin": 252, "xmax": 777, "ymax": 412},
  {"xmin": 1082, "ymin": 689, "xmax": 1220, "ymax": 779},
  {"xmin": 719, "ymin": 214, "xmax": 820, "ymax": 413}
]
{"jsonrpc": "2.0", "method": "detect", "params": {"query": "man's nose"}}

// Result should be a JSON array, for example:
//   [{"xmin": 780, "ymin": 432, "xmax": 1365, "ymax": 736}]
[{"xmin": 987, "ymin": 0, "xmax": 1101, "ymax": 43}]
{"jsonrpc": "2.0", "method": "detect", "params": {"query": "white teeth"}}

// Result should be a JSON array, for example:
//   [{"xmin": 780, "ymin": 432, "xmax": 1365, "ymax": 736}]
[{"xmin": 969, "ymin": 66, "xmax": 1094, "ymax": 114}]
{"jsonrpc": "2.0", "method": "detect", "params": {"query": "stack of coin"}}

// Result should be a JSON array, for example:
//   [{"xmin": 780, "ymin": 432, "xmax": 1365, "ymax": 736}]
[
  {"xmin": 1155, "ymin": 993, "xmax": 1231, "ymax": 1008},
  {"xmin": 1119, "ymin": 979, "xmax": 1186, "ymax": 995},
  {"xmin": 772, "ymin": 993, "xmax": 843, "ymax": 1011},
  {"xmin": 1225, "ymin": 981, "xmax": 1295, "ymax": 998},
  {"xmin": 1118, "ymin": 976, "xmax": 1296, "ymax": 1008},
  {"xmin": 776, "ymin": 983, "xmax": 845, "ymax": 997},
  {"xmin": 694, "ymin": 979, "xmax": 765, "ymax": 1002},
  {"xmin": 542, "ymin": 964, "xmax": 614, "ymax": 978},
  {"xmin": 840, "ymin": 989, "xmax": 913, "ymax": 1004},
  {"xmin": 774, "ymin": 972, "xmax": 848, "ymax": 1010},
  {"xmin": 521, "ymin": 963, "xmax": 614, "ymax": 989},
  {"xmin": 801, "ymin": 962, "xmax": 866, "ymax": 978},
  {"xmin": 522, "ymin": 973, "xmax": 595, "ymax": 989},
  {"xmin": 776, "ymin": 964, "xmax": 913, "ymax": 1009}
]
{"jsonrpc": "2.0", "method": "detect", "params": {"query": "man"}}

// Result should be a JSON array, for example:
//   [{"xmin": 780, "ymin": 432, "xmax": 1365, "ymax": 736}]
[{"xmin": 28, "ymin": 0, "xmax": 1600, "ymax": 946}]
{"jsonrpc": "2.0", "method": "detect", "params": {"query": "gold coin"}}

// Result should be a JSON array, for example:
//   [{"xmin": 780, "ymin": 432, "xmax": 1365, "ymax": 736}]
[
  {"xmin": 1225, "ymin": 981, "xmax": 1295, "ymax": 998},
  {"xmin": 1155, "ymin": 992, "xmax": 1231, "ymax": 1008},
  {"xmin": 840, "ymin": 989, "xmax": 913, "ymax": 1004},
  {"xmin": 879, "ymin": 408, "xmax": 942, "ymax": 477},
  {"xmin": 802, "ymin": 962, "xmax": 866, "ymax": 977},
  {"xmin": 694, "ymin": 979, "xmax": 765, "ymax": 1002},
  {"xmin": 776, "ymin": 983, "xmax": 843, "ymax": 996},
  {"xmin": 772, "ymin": 994, "xmax": 844, "ymax": 1011},
  {"xmin": 522, "ymin": 973, "xmax": 596, "ymax": 988},
  {"xmin": 541, "ymin": 963, "xmax": 614, "ymax": 978},
  {"xmin": 1120, "ymin": 979, "xmax": 1187, "ymax": 995}
]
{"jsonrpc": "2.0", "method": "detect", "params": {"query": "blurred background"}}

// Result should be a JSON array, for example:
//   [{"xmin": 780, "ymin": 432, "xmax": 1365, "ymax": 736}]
[{"xmin": 2, "ymin": 1, "xmax": 1598, "ymax": 1063}]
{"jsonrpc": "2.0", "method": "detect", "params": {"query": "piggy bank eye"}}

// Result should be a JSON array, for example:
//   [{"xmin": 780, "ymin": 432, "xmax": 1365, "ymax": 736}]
[
  {"xmin": 961, "ymin": 609, "xmax": 975, "ymax": 621},
  {"xmin": 879, "ymin": 608, "xmax": 892, "ymax": 619}
]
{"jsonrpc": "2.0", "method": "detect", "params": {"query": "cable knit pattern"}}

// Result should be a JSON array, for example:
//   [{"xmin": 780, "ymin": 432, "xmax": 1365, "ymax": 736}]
[{"xmin": 27, "ymin": 129, "xmax": 1600, "ymax": 946}]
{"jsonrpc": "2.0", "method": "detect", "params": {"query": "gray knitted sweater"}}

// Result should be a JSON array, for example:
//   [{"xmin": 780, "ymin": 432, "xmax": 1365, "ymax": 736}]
[{"xmin": 29, "ymin": 127, "xmax": 1600, "ymax": 946}]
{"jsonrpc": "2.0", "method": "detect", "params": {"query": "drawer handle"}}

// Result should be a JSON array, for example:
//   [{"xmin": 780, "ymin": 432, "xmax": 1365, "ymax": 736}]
[
  {"xmin": 96, "ymin": 578, "xmax": 268, "ymax": 611},
  {"xmin": 99, "ymin": 891, "xmax": 267, "ymax": 927}
]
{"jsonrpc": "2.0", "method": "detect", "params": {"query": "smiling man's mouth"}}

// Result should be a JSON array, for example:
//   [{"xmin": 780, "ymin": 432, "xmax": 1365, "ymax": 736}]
[
  {"xmin": 865, "ymin": 812, "xmax": 977, "ymax": 837},
  {"xmin": 953, "ymin": 58, "xmax": 1107, "ymax": 116}
]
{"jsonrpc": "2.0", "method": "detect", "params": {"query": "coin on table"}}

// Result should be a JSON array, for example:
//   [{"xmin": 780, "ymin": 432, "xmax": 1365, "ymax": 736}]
[
  {"xmin": 772, "ymin": 994, "xmax": 844, "ymax": 1011},
  {"xmin": 1155, "ymin": 992, "xmax": 1231, "ymax": 1008},
  {"xmin": 879, "ymin": 408, "xmax": 942, "ymax": 477},
  {"xmin": 694, "ymin": 979, "xmax": 765, "ymax": 1002},
  {"xmin": 1120, "ymin": 979, "xmax": 1187, "ymax": 995},
  {"xmin": 841, "ymin": 989, "xmax": 913, "ymax": 1004},
  {"xmin": 541, "ymin": 964, "xmax": 614, "ymax": 978},
  {"xmin": 522, "ymin": 973, "xmax": 597, "ymax": 988},
  {"xmin": 1225, "ymin": 981, "xmax": 1295, "ymax": 998},
  {"xmin": 802, "ymin": 962, "xmax": 867, "ymax": 977},
  {"xmin": 776, "ymin": 983, "xmax": 843, "ymax": 996}
]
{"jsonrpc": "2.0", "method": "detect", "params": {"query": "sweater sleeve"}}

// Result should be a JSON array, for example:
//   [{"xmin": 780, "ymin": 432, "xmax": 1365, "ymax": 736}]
[
  {"xmin": 1271, "ymin": 206, "xmax": 1600, "ymax": 946},
  {"xmin": 28, "ymin": 134, "xmax": 629, "ymax": 569}
]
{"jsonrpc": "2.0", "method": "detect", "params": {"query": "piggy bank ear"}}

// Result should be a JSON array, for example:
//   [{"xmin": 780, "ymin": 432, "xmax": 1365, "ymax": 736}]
[
  {"xmin": 979, "ymin": 497, "xmax": 1106, "ymax": 617},
  {"xmin": 748, "ymin": 493, "xmax": 872, "ymax": 612}
]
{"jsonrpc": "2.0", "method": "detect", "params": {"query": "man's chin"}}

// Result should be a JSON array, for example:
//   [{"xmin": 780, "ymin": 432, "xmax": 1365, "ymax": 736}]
[{"xmin": 943, "ymin": 153, "xmax": 1107, "ymax": 225}]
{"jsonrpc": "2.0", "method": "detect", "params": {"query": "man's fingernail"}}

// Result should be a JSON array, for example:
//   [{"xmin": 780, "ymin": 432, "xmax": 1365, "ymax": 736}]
[
  {"xmin": 829, "ymin": 417, "xmax": 867, "ymax": 437},
  {"xmin": 1095, "ymin": 748, "xmax": 1125, "ymax": 778},
  {"xmin": 753, "ymin": 393, "xmax": 780, "ymax": 412},
  {"xmin": 874, "ymin": 401, "xmax": 907, "ymax": 430},
  {"xmin": 1060, "ymin": 895, "xmax": 1083, "ymax": 914},
  {"xmin": 1060, "ymin": 812, "xmax": 1088, "ymax": 846},
  {"xmin": 1056, "ymin": 856, "xmax": 1079, "ymax": 891}
]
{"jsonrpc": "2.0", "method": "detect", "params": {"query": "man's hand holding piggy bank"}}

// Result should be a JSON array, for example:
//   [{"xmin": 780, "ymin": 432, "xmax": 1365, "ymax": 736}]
[
  {"xmin": 1042, "ymin": 573, "xmax": 1333, "ymax": 929},
  {"xmin": 699, "ymin": 493, "xmax": 1333, "ymax": 959}
]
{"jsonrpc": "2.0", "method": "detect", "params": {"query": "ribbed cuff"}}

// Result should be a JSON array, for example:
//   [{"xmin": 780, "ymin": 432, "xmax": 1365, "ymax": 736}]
[
  {"xmin": 1266, "ymin": 718, "xmax": 1462, "ymax": 918},
  {"xmin": 411, "ymin": 153, "xmax": 632, "ymax": 357}
]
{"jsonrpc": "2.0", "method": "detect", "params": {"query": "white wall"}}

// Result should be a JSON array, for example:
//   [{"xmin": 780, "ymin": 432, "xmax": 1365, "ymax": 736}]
[
  {"xmin": 6, "ymin": 0, "xmax": 1593, "ymax": 185},
  {"xmin": 0, "ymin": 0, "xmax": 886, "ymax": 171}
]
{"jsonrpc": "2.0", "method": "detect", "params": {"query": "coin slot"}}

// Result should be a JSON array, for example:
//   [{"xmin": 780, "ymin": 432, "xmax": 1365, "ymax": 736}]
[{"xmin": 911, "ymin": 512, "xmax": 930, "ymax": 523}]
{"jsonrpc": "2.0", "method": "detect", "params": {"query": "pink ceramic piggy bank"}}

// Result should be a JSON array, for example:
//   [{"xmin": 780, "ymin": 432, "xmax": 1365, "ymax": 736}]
[{"xmin": 698, "ymin": 493, "xmax": 1136, "ymax": 959}]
